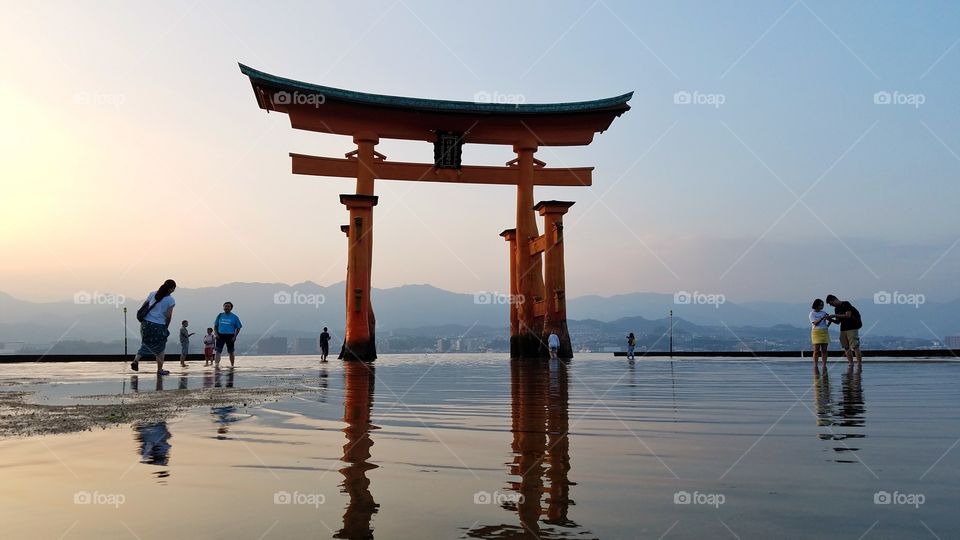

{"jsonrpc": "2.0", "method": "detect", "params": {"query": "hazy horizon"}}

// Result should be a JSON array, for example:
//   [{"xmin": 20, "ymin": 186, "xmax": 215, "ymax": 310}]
[
  {"xmin": 2, "ymin": 278, "xmax": 958, "ymax": 308},
  {"xmin": 2, "ymin": 1, "xmax": 959, "ymax": 305}
]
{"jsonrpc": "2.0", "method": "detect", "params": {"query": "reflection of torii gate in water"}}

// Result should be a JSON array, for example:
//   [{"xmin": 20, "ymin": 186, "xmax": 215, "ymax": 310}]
[{"xmin": 240, "ymin": 64, "xmax": 631, "ymax": 360}]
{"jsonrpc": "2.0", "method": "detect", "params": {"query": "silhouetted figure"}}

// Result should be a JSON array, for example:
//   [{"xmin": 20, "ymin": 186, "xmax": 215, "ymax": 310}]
[{"xmin": 319, "ymin": 327, "xmax": 332, "ymax": 362}]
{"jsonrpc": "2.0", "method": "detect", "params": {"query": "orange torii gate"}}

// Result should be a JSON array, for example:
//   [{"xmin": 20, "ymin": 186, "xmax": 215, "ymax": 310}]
[{"xmin": 240, "ymin": 64, "xmax": 631, "ymax": 360}]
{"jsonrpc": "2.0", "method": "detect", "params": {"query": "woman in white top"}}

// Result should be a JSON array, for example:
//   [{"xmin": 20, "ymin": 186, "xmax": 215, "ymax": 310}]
[
  {"xmin": 132, "ymin": 279, "xmax": 177, "ymax": 375},
  {"xmin": 809, "ymin": 298, "xmax": 832, "ymax": 373}
]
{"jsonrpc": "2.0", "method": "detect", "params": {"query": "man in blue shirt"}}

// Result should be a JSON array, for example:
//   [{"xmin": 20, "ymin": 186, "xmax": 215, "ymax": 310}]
[{"xmin": 214, "ymin": 301, "xmax": 243, "ymax": 367}]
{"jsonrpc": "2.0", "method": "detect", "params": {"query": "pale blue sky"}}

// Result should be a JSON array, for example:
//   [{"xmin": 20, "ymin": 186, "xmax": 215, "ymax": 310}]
[{"xmin": 1, "ymin": 0, "xmax": 958, "ymax": 302}]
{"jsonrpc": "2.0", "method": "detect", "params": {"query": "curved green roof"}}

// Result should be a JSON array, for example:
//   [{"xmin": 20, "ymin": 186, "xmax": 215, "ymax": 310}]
[{"xmin": 240, "ymin": 63, "xmax": 632, "ymax": 115}]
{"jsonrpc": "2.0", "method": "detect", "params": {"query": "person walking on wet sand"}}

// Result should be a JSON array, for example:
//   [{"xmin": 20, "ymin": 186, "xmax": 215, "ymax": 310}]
[
  {"xmin": 809, "ymin": 299, "xmax": 832, "ymax": 373},
  {"xmin": 179, "ymin": 320, "xmax": 194, "ymax": 367},
  {"xmin": 131, "ymin": 279, "xmax": 177, "ymax": 376},
  {"xmin": 214, "ymin": 302, "xmax": 242, "ymax": 367},
  {"xmin": 626, "ymin": 332, "xmax": 636, "ymax": 360},
  {"xmin": 318, "ymin": 327, "xmax": 331, "ymax": 362},
  {"xmin": 547, "ymin": 331, "xmax": 560, "ymax": 360},
  {"xmin": 826, "ymin": 294, "xmax": 863, "ymax": 365}
]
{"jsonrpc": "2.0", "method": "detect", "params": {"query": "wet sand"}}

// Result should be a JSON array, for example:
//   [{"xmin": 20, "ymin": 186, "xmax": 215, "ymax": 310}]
[{"xmin": 0, "ymin": 355, "xmax": 957, "ymax": 539}]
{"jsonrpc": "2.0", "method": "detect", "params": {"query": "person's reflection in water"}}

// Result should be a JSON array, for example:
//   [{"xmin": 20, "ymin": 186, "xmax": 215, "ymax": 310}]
[
  {"xmin": 334, "ymin": 361, "xmax": 379, "ymax": 539},
  {"xmin": 544, "ymin": 358, "xmax": 575, "ymax": 528},
  {"xmin": 813, "ymin": 369, "xmax": 833, "ymax": 427},
  {"xmin": 816, "ymin": 363, "xmax": 866, "ymax": 462},
  {"xmin": 211, "ymin": 405, "xmax": 240, "ymax": 440},
  {"xmin": 317, "ymin": 364, "xmax": 329, "ymax": 403},
  {"xmin": 178, "ymin": 373, "xmax": 188, "ymax": 391},
  {"xmin": 130, "ymin": 375, "xmax": 139, "ymax": 394},
  {"xmin": 155, "ymin": 373, "xmax": 164, "ymax": 392},
  {"xmin": 134, "ymin": 421, "xmax": 172, "ymax": 481},
  {"xmin": 467, "ymin": 358, "xmax": 592, "ymax": 539},
  {"xmin": 839, "ymin": 364, "xmax": 865, "ymax": 429}
]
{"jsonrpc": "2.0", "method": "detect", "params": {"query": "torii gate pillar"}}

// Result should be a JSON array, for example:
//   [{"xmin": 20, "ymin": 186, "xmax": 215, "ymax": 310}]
[
  {"xmin": 536, "ymin": 201, "xmax": 574, "ymax": 359},
  {"xmin": 500, "ymin": 228, "xmax": 520, "ymax": 358},
  {"xmin": 514, "ymin": 143, "xmax": 547, "ymax": 358},
  {"xmin": 339, "ymin": 194, "xmax": 378, "ymax": 361}
]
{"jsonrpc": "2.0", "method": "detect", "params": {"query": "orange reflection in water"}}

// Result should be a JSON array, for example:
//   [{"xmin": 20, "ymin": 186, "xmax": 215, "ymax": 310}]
[
  {"xmin": 336, "ymin": 361, "xmax": 380, "ymax": 539},
  {"xmin": 468, "ymin": 358, "xmax": 593, "ymax": 539}
]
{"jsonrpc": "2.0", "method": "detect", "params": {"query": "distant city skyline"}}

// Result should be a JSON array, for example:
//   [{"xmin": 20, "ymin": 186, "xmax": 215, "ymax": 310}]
[{"xmin": 2, "ymin": 1, "xmax": 959, "ymax": 303}]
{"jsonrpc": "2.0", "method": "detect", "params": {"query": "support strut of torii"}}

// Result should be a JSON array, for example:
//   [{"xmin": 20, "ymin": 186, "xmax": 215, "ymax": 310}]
[{"xmin": 240, "ymin": 64, "xmax": 631, "ymax": 360}]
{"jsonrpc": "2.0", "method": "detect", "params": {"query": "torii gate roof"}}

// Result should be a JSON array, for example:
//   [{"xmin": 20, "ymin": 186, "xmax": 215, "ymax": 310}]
[{"xmin": 240, "ymin": 63, "xmax": 631, "ymax": 146}]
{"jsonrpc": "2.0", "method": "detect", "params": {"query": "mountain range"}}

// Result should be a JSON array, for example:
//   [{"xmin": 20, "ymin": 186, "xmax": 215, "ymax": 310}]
[{"xmin": 1, "ymin": 282, "xmax": 958, "ymax": 345}]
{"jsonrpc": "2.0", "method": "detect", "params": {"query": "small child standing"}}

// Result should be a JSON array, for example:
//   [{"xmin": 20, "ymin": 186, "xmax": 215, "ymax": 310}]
[
  {"xmin": 179, "ymin": 320, "xmax": 195, "ymax": 367},
  {"xmin": 202, "ymin": 327, "xmax": 216, "ymax": 366}
]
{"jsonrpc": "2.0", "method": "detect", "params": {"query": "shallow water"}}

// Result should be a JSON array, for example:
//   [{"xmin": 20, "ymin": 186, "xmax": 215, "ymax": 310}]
[{"xmin": 0, "ymin": 354, "xmax": 958, "ymax": 539}]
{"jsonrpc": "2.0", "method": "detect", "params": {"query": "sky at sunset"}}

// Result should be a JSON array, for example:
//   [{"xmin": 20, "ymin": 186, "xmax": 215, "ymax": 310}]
[{"xmin": 1, "ymin": 1, "xmax": 959, "ymax": 304}]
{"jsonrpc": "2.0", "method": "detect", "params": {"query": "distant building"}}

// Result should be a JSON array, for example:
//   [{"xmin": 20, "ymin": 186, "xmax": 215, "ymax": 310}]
[
  {"xmin": 946, "ymin": 335, "xmax": 960, "ymax": 349},
  {"xmin": 436, "ymin": 338, "xmax": 449, "ymax": 353},
  {"xmin": 293, "ymin": 337, "xmax": 318, "ymax": 355},
  {"xmin": 257, "ymin": 336, "xmax": 288, "ymax": 355}
]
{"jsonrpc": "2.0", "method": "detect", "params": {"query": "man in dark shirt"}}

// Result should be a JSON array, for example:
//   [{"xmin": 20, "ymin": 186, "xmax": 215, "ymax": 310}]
[
  {"xmin": 318, "ymin": 327, "xmax": 331, "ymax": 362},
  {"xmin": 826, "ymin": 294, "xmax": 863, "ymax": 365}
]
